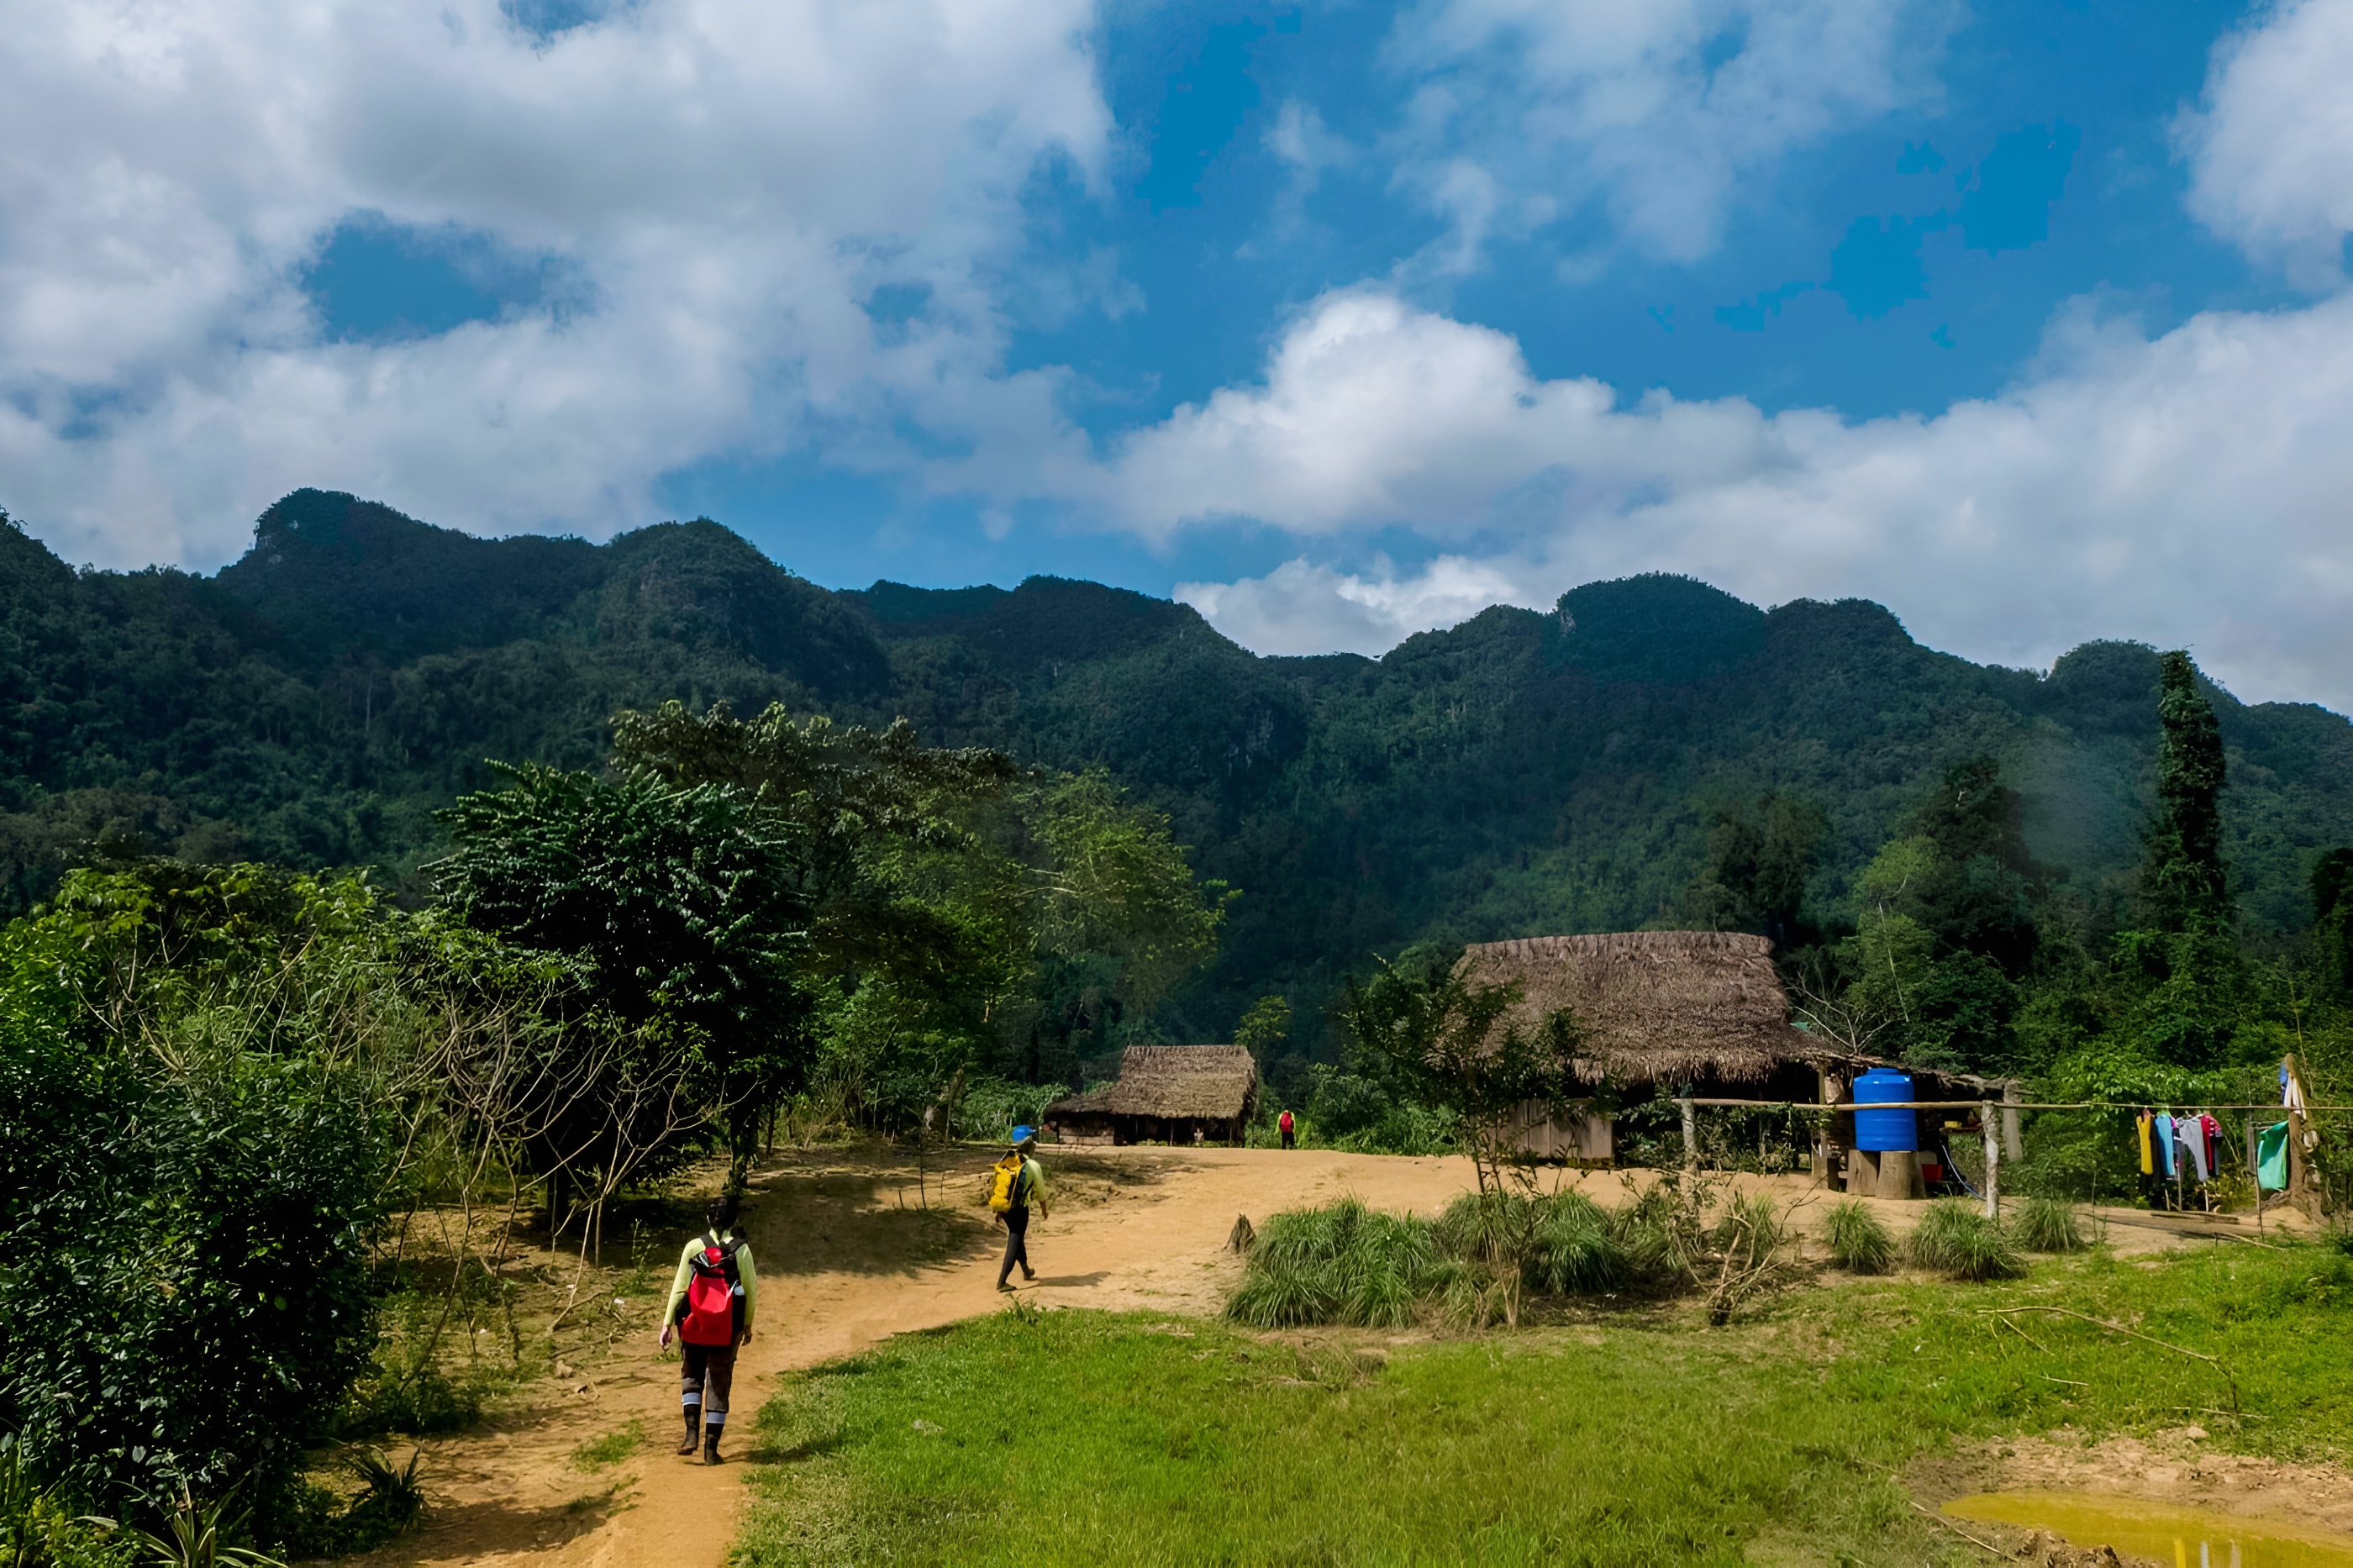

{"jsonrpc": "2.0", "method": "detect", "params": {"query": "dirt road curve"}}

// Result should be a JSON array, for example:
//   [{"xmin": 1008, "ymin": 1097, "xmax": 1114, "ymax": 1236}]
[
  {"xmin": 355, "ymin": 1150, "xmax": 2243, "ymax": 1568},
  {"xmin": 359, "ymin": 1147, "xmax": 1487, "ymax": 1568}
]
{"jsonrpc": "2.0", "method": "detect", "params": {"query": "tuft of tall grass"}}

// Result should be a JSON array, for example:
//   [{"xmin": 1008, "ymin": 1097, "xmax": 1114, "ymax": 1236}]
[
  {"xmin": 1227, "ymin": 1198, "xmax": 1438, "ymax": 1329},
  {"xmin": 1822, "ymin": 1201, "xmax": 1896, "ymax": 1273},
  {"xmin": 2010, "ymin": 1197, "xmax": 2088, "ymax": 1254},
  {"xmin": 1904, "ymin": 1199, "xmax": 2025, "ymax": 1281},
  {"xmin": 1526, "ymin": 1192, "xmax": 1630, "ymax": 1295}
]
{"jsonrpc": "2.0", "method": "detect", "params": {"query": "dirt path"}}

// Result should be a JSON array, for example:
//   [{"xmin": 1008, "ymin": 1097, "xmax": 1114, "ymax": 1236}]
[
  {"xmin": 353, "ymin": 1147, "xmax": 1491, "ymax": 1568},
  {"xmin": 350, "ymin": 1152, "xmax": 2246, "ymax": 1568}
]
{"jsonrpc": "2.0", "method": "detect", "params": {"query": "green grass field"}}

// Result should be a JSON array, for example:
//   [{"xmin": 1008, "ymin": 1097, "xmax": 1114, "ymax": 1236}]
[{"xmin": 734, "ymin": 1242, "xmax": 2353, "ymax": 1567}]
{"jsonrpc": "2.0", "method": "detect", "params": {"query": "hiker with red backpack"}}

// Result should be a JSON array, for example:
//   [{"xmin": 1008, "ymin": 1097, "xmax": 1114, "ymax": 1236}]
[
  {"xmin": 657, "ymin": 1196, "xmax": 758, "ymax": 1464},
  {"xmin": 989, "ymin": 1128, "xmax": 1050, "ymax": 1292}
]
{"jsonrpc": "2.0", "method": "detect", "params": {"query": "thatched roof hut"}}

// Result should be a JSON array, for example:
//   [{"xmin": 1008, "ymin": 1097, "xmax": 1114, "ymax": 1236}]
[
  {"xmin": 1044, "ymin": 1045, "xmax": 1260, "ymax": 1146},
  {"xmin": 1457, "ymin": 930, "xmax": 1824, "ymax": 1088}
]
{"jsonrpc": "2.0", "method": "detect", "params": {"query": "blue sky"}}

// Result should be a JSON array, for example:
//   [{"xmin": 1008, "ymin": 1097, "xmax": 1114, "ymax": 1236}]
[{"xmin": 8, "ymin": 0, "xmax": 2353, "ymax": 708}]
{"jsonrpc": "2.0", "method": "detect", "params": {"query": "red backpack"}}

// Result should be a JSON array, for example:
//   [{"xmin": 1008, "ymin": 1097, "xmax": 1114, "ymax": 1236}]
[{"xmin": 679, "ymin": 1230, "xmax": 746, "ymax": 1346}]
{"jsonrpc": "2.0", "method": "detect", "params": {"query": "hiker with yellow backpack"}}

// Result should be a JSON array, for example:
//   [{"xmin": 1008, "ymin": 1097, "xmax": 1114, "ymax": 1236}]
[{"xmin": 989, "ymin": 1128, "xmax": 1050, "ymax": 1292}]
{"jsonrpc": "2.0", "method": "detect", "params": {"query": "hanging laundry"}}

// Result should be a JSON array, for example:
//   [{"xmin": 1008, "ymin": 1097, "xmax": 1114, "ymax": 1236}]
[
  {"xmin": 2182, "ymin": 1119, "xmax": 2208, "ymax": 1183},
  {"xmin": 2153, "ymin": 1113, "xmax": 2177, "ymax": 1179},
  {"xmin": 2136, "ymin": 1112, "xmax": 2154, "ymax": 1176},
  {"xmin": 2257, "ymin": 1121, "xmax": 2291, "ymax": 1192},
  {"xmin": 2198, "ymin": 1113, "xmax": 2222, "ymax": 1178}
]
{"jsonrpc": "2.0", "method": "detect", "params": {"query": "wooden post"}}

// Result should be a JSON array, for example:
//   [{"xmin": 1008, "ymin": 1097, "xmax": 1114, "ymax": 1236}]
[
  {"xmin": 1679, "ymin": 1099, "xmax": 1698, "ymax": 1167},
  {"xmin": 1981, "ymin": 1100, "xmax": 2000, "ymax": 1219},
  {"xmin": 2002, "ymin": 1081, "xmax": 2024, "ymax": 1163},
  {"xmin": 1877, "ymin": 1149, "xmax": 1923, "ymax": 1201},
  {"xmin": 1814, "ymin": 1069, "xmax": 1843, "ymax": 1188},
  {"xmin": 2250, "ymin": 1115, "xmax": 2263, "ymax": 1237},
  {"xmin": 2285, "ymin": 1055, "xmax": 2317, "ymax": 1220}
]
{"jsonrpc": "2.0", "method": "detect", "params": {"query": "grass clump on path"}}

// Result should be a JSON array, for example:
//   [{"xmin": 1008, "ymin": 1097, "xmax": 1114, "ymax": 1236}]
[
  {"xmin": 1823, "ymin": 1199, "xmax": 1896, "ymax": 1272},
  {"xmin": 1226, "ymin": 1197, "xmax": 1439, "ymax": 1329},
  {"xmin": 2011, "ymin": 1196, "xmax": 2091, "ymax": 1253},
  {"xmin": 734, "ymin": 1242, "xmax": 2353, "ymax": 1568},
  {"xmin": 1906, "ymin": 1198, "xmax": 2026, "ymax": 1280},
  {"xmin": 1229, "ymin": 1180, "xmax": 1787, "ymax": 1332}
]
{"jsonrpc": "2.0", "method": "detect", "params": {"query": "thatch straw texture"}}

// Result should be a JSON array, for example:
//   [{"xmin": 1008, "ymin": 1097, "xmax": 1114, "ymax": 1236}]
[
  {"xmin": 1047, "ymin": 1044, "xmax": 1259, "ymax": 1121},
  {"xmin": 1458, "ymin": 932, "xmax": 1821, "ymax": 1086}
]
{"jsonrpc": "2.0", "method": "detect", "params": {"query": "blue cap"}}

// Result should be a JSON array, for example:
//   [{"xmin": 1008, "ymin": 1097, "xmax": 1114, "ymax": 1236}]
[{"xmin": 1011, "ymin": 1125, "xmax": 1035, "ymax": 1144}]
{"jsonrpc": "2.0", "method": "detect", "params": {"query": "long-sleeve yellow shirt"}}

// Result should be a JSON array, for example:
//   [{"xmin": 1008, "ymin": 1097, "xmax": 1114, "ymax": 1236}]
[{"xmin": 661, "ymin": 1229, "xmax": 758, "ymax": 1334}]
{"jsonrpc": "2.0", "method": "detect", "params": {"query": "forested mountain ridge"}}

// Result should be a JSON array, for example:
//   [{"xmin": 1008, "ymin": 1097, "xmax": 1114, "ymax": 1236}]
[{"xmin": 5, "ymin": 487, "xmax": 2350, "ymax": 1045}]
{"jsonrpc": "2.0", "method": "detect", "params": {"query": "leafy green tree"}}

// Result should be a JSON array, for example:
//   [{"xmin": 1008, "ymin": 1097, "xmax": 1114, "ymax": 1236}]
[
  {"xmin": 603, "ymin": 705, "xmax": 1229, "ymax": 1123},
  {"xmin": 2141, "ymin": 650, "xmax": 2232, "ymax": 936},
  {"xmin": 1336, "ymin": 945, "xmax": 1579, "ymax": 1193},
  {"xmin": 2103, "ymin": 654, "xmax": 2245, "ymax": 1070},
  {"xmin": 2310, "ymin": 847, "xmax": 2353, "ymax": 998},
  {"xmin": 430, "ymin": 762, "xmax": 808, "ymax": 1164},
  {"xmin": 1026, "ymin": 769, "xmax": 1233, "ymax": 1016},
  {"xmin": 1234, "ymin": 993, "xmax": 1303, "ymax": 1110},
  {"xmin": 1234, "ymin": 994, "xmax": 1292, "ymax": 1060},
  {"xmin": 1833, "ymin": 759, "xmax": 2044, "ymax": 1075},
  {"xmin": 1687, "ymin": 792, "xmax": 1827, "ymax": 950}
]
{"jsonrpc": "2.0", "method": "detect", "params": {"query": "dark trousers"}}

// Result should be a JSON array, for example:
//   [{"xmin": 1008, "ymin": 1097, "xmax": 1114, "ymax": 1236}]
[
  {"xmin": 1280, "ymin": 1126, "xmax": 1294, "ymax": 1149},
  {"xmin": 682, "ymin": 1340, "xmax": 737, "ymax": 1427},
  {"xmin": 997, "ymin": 1205, "xmax": 1031, "ymax": 1286}
]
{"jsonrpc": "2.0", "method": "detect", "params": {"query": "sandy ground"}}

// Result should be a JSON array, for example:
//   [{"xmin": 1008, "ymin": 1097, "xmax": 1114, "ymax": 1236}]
[{"xmin": 340, "ymin": 1150, "xmax": 2311, "ymax": 1568}]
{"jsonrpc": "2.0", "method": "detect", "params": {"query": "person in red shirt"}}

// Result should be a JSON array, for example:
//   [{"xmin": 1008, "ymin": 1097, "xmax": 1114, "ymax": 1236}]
[{"xmin": 1278, "ymin": 1108, "xmax": 1295, "ymax": 1150}]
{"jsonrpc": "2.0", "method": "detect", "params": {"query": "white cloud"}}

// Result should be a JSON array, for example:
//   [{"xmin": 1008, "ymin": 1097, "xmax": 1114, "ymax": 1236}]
[
  {"xmin": 1175, "ymin": 554, "xmax": 1540, "ymax": 656},
  {"xmin": 1096, "ymin": 286, "xmax": 2353, "ymax": 710},
  {"xmin": 2180, "ymin": 0, "xmax": 2353, "ymax": 287},
  {"xmin": 1130, "ymin": 0, "xmax": 2353, "ymax": 708},
  {"xmin": 0, "ymin": 0, "xmax": 1106, "ymax": 569},
  {"xmin": 1385, "ymin": 0, "xmax": 1956, "ymax": 264}
]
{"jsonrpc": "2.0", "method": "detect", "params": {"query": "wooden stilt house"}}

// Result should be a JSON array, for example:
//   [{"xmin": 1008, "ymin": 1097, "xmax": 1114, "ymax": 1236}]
[{"xmin": 1457, "ymin": 931, "xmax": 2014, "ymax": 1187}]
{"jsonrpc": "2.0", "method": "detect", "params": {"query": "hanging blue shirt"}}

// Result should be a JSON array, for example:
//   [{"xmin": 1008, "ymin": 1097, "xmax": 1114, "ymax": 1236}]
[{"xmin": 2153, "ymin": 1113, "xmax": 2177, "ymax": 1177}]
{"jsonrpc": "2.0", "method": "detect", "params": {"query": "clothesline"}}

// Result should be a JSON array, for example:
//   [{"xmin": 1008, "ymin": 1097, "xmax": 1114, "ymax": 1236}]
[{"xmin": 1668, "ymin": 1097, "xmax": 2353, "ymax": 1113}]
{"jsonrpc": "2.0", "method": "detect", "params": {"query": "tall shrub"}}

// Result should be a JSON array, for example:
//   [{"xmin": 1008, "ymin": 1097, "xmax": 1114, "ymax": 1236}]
[{"xmin": 0, "ymin": 885, "xmax": 384, "ymax": 1527}]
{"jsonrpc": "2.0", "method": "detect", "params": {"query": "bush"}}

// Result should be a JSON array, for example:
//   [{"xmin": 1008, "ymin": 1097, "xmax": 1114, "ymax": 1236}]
[
  {"xmin": 2010, "ymin": 1197, "xmax": 2089, "ymax": 1254},
  {"xmin": 0, "ymin": 871, "xmax": 387, "ymax": 1538},
  {"xmin": 2, "ymin": 1434, "xmax": 134, "ymax": 1568},
  {"xmin": 1304, "ymin": 1069, "xmax": 1392, "ymax": 1140},
  {"xmin": 1823, "ymin": 1201, "xmax": 1896, "ymax": 1273},
  {"xmin": 1905, "ymin": 1200, "xmax": 2025, "ymax": 1281},
  {"xmin": 337, "ymin": 1367, "xmax": 486, "ymax": 1440},
  {"xmin": 955, "ymin": 1076, "xmax": 1069, "ymax": 1145}
]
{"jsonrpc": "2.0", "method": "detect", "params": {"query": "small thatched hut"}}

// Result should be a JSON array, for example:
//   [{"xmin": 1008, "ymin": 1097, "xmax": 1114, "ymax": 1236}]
[{"xmin": 1044, "ymin": 1045, "xmax": 1260, "ymax": 1147}]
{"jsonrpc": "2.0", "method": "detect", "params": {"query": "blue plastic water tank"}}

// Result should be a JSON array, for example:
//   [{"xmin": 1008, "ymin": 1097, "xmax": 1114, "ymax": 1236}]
[{"xmin": 1853, "ymin": 1069, "xmax": 1917, "ymax": 1153}]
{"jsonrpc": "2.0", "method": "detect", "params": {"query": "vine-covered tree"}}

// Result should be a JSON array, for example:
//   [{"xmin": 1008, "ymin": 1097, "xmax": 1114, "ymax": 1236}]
[{"xmin": 2141, "ymin": 650, "xmax": 2232, "ymax": 936}]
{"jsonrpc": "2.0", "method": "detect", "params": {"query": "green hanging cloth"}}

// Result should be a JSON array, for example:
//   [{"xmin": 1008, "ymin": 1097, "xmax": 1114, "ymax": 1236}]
[{"xmin": 2256, "ymin": 1120, "xmax": 2291, "ymax": 1192}]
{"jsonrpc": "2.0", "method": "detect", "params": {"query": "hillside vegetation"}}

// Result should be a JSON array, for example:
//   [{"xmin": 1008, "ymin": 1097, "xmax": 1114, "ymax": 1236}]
[{"xmin": 5, "ymin": 488, "xmax": 2352, "ymax": 1073}]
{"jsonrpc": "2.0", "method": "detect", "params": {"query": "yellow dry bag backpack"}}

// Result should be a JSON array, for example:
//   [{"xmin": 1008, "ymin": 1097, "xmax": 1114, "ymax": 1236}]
[{"xmin": 987, "ymin": 1152, "xmax": 1027, "ymax": 1213}]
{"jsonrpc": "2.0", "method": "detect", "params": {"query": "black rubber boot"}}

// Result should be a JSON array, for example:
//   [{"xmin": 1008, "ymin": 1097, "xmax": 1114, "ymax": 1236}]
[
  {"xmin": 703, "ymin": 1423, "xmax": 724, "ymax": 1465},
  {"xmin": 676, "ymin": 1409, "xmax": 702, "ymax": 1455}
]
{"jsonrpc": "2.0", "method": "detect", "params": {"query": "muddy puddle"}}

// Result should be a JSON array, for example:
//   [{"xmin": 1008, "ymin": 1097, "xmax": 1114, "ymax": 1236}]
[{"xmin": 1946, "ymin": 1491, "xmax": 2353, "ymax": 1566}]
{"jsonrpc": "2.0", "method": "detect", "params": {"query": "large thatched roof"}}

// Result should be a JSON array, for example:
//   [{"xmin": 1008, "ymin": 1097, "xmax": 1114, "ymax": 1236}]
[
  {"xmin": 1045, "ymin": 1045, "xmax": 1259, "ymax": 1121},
  {"xmin": 1458, "ymin": 931, "xmax": 1824, "ymax": 1086}
]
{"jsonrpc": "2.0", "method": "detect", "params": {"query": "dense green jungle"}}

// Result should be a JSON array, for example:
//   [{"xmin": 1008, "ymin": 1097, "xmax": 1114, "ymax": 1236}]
[{"xmin": 7, "ymin": 487, "xmax": 2352, "ymax": 1080}]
